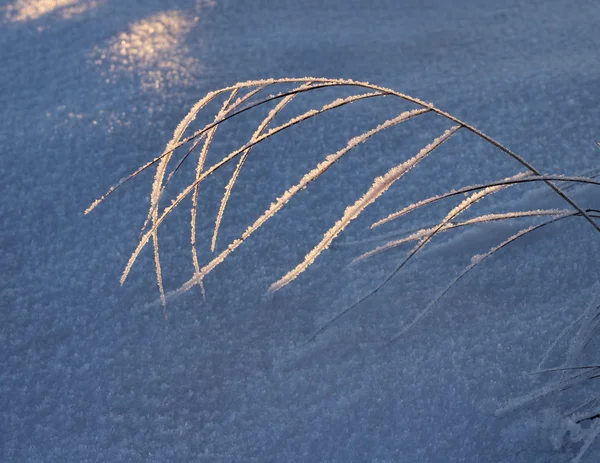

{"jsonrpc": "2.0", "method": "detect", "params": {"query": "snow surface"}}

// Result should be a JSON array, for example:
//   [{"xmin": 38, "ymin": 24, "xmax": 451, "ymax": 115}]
[{"xmin": 2, "ymin": 0, "xmax": 600, "ymax": 461}]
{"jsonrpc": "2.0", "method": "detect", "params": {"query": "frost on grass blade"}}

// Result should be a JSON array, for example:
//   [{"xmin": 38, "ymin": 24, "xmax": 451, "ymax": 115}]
[
  {"xmin": 305, "ymin": 126, "xmax": 460, "ymax": 341},
  {"xmin": 211, "ymin": 82, "xmax": 315, "ymax": 252},
  {"xmin": 371, "ymin": 171, "xmax": 530, "ymax": 229},
  {"xmin": 118, "ymin": 85, "xmax": 390, "ymax": 287},
  {"xmin": 188, "ymin": 87, "xmax": 244, "ymax": 296},
  {"xmin": 352, "ymin": 209, "xmax": 570, "ymax": 263},
  {"xmin": 162, "ymin": 107, "xmax": 432, "ymax": 300},
  {"xmin": 148, "ymin": 88, "xmax": 227, "ymax": 306},
  {"xmin": 268, "ymin": 124, "xmax": 458, "ymax": 293}
]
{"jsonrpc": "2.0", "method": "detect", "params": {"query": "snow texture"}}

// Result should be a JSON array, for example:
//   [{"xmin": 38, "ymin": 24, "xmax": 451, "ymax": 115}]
[{"xmin": 2, "ymin": 0, "xmax": 600, "ymax": 462}]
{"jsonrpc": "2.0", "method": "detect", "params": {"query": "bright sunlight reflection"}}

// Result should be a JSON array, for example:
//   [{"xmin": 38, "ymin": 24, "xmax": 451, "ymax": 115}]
[
  {"xmin": 92, "ymin": 8, "xmax": 210, "ymax": 91},
  {"xmin": 4, "ymin": 0, "xmax": 99, "ymax": 22}
]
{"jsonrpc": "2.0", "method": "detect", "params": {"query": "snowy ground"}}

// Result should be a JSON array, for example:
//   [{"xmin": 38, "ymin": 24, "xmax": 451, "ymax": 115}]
[{"xmin": 2, "ymin": 0, "xmax": 600, "ymax": 461}]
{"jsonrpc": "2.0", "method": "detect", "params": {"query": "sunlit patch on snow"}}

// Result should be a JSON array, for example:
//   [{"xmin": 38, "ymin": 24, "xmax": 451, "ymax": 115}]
[
  {"xmin": 91, "ymin": 6, "xmax": 212, "ymax": 91},
  {"xmin": 3, "ymin": 0, "xmax": 100, "ymax": 23}
]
